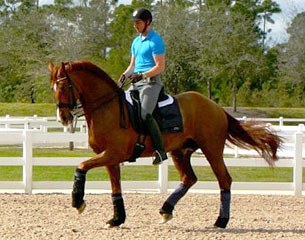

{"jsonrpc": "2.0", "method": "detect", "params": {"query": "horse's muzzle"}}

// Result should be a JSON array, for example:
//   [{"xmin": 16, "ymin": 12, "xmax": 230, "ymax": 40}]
[{"xmin": 57, "ymin": 109, "xmax": 73, "ymax": 126}]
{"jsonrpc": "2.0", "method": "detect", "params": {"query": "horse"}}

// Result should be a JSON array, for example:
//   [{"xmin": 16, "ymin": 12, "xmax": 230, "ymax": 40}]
[{"xmin": 48, "ymin": 60, "xmax": 282, "ymax": 229}]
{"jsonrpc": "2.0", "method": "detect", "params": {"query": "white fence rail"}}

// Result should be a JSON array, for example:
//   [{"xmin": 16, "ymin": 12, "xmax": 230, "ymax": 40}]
[
  {"xmin": 2, "ymin": 115, "xmax": 305, "ymax": 131},
  {"xmin": 238, "ymin": 116, "xmax": 305, "ymax": 126},
  {"xmin": 0, "ymin": 115, "xmax": 87, "ymax": 133},
  {"xmin": 0, "ymin": 124, "xmax": 304, "ymax": 195}
]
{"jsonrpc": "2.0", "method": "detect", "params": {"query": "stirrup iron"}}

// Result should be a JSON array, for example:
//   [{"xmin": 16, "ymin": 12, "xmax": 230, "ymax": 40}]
[{"xmin": 153, "ymin": 150, "xmax": 167, "ymax": 165}]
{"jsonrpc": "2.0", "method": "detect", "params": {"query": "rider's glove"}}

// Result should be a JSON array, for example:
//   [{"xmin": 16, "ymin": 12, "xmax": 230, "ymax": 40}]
[{"xmin": 129, "ymin": 73, "xmax": 144, "ymax": 83}]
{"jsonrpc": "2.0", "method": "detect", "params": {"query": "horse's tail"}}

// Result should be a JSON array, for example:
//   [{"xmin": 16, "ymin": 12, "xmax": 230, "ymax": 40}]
[{"xmin": 225, "ymin": 111, "xmax": 283, "ymax": 166}]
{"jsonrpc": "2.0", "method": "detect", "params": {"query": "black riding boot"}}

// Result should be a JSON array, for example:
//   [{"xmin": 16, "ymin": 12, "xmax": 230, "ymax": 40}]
[{"xmin": 144, "ymin": 114, "xmax": 168, "ymax": 165}]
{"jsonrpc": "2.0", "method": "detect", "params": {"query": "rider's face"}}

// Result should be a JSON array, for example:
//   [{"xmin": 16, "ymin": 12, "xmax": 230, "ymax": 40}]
[{"xmin": 133, "ymin": 20, "xmax": 146, "ymax": 33}]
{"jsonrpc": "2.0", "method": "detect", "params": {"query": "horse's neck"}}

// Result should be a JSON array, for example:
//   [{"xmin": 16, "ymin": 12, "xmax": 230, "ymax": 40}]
[
  {"xmin": 72, "ymin": 72, "xmax": 116, "ymax": 103},
  {"xmin": 73, "ymin": 71, "xmax": 120, "ymax": 135}
]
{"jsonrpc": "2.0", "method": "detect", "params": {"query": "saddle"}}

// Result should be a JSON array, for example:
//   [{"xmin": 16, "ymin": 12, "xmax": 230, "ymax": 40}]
[
  {"xmin": 123, "ymin": 88, "xmax": 183, "ymax": 162},
  {"xmin": 125, "ymin": 88, "xmax": 183, "ymax": 134}
]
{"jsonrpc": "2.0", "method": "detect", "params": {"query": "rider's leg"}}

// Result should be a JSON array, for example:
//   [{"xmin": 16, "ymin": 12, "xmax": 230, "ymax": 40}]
[
  {"xmin": 144, "ymin": 114, "xmax": 167, "ymax": 165},
  {"xmin": 140, "ymin": 83, "xmax": 167, "ymax": 165}
]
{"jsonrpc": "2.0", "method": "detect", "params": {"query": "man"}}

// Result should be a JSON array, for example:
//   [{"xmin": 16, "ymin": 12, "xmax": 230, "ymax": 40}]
[{"xmin": 118, "ymin": 8, "xmax": 167, "ymax": 165}]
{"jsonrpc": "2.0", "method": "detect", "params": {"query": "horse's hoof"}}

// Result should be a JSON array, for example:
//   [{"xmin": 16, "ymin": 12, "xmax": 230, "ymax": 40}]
[
  {"xmin": 104, "ymin": 223, "xmax": 120, "ymax": 229},
  {"xmin": 106, "ymin": 218, "xmax": 125, "ymax": 228},
  {"xmin": 77, "ymin": 202, "xmax": 86, "ymax": 214},
  {"xmin": 214, "ymin": 217, "xmax": 229, "ymax": 229},
  {"xmin": 160, "ymin": 213, "xmax": 173, "ymax": 224}
]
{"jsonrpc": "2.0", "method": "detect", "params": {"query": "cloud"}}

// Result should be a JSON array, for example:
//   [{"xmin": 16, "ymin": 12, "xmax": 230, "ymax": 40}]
[{"xmin": 265, "ymin": 0, "xmax": 305, "ymax": 45}]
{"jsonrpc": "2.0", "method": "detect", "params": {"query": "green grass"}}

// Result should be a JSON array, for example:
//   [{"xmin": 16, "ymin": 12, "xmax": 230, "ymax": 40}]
[
  {"xmin": 0, "ymin": 165, "xmax": 295, "ymax": 182},
  {"xmin": 0, "ymin": 103, "xmax": 55, "ymax": 116},
  {"xmin": 255, "ymin": 107, "xmax": 305, "ymax": 118},
  {"xmin": 0, "ymin": 147, "xmax": 93, "ymax": 157}
]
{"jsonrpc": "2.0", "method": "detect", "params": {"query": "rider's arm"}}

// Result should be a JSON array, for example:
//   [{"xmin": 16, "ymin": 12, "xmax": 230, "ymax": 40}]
[
  {"xmin": 143, "ymin": 54, "xmax": 165, "ymax": 78},
  {"xmin": 123, "ymin": 55, "xmax": 135, "ymax": 78}
]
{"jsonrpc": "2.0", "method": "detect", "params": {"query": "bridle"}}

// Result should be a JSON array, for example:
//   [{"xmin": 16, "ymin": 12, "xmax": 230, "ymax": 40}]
[
  {"xmin": 56, "ymin": 63, "xmax": 79, "ymax": 111},
  {"xmin": 54, "ymin": 62, "xmax": 128, "ymax": 129},
  {"xmin": 54, "ymin": 63, "xmax": 84, "ymax": 130}
]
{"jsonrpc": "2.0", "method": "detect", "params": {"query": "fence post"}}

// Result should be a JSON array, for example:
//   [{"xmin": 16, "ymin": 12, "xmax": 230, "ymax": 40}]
[
  {"xmin": 234, "ymin": 146, "xmax": 238, "ymax": 157},
  {"xmin": 293, "ymin": 132, "xmax": 303, "ymax": 196},
  {"xmin": 5, "ymin": 115, "xmax": 10, "ymax": 129},
  {"xmin": 69, "ymin": 124, "xmax": 74, "ymax": 151},
  {"xmin": 80, "ymin": 123, "xmax": 89, "ymax": 148},
  {"xmin": 158, "ymin": 160, "xmax": 168, "ymax": 194},
  {"xmin": 23, "ymin": 130, "xmax": 33, "ymax": 194},
  {"xmin": 42, "ymin": 117, "xmax": 48, "ymax": 132},
  {"xmin": 279, "ymin": 117, "xmax": 284, "ymax": 126}
]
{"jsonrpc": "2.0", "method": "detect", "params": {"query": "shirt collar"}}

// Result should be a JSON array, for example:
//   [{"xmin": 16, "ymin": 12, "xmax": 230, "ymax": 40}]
[{"xmin": 140, "ymin": 28, "xmax": 154, "ymax": 41}]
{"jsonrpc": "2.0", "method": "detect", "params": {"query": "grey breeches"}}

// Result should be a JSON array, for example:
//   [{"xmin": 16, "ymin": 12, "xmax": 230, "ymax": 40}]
[{"xmin": 129, "ymin": 77, "xmax": 163, "ymax": 120}]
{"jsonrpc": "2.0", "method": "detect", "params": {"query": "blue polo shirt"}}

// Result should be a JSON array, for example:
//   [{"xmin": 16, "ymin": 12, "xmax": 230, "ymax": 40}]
[{"xmin": 131, "ymin": 29, "xmax": 165, "ymax": 73}]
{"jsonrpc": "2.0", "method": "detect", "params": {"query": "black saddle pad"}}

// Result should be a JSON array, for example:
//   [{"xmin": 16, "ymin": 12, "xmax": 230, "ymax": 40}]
[{"xmin": 125, "ymin": 91, "xmax": 183, "ymax": 134}]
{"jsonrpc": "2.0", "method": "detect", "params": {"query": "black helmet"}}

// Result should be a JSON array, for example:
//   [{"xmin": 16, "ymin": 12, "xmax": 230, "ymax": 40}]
[{"xmin": 132, "ymin": 8, "xmax": 152, "ymax": 23}]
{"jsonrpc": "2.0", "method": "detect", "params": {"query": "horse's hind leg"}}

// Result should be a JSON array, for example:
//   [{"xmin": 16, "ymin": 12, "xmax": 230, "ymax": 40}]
[
  {"xmin": 160, "ymin": 148, "xmax": 198, "ymax": 223},
  {"xmin": 202, "ymin": 146, "xmax": 232, "ymax": 229}
]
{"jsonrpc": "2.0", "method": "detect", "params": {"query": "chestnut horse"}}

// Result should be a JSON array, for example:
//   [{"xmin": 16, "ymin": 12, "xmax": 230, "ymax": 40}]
[{"xmin": 48, "ymin": 61, "xmax": 282, "ymax": 229}]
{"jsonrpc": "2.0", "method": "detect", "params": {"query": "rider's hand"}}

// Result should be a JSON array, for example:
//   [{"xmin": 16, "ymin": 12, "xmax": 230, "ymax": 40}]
[
  {"xmin": 118, "ymin": 74, "xmax": 126, "ymax": 83},
  {"xmin": 129, "ymin": 73, "xmax": 143, "ymax": 83}
]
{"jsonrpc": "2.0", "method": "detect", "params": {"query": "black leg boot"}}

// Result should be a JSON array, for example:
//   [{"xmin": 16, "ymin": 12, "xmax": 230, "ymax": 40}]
[
  {"xmin": 106, "ymin": 193, "xmax": 126, "ymax": 227},
  {"xmin": 144, "ymin": 114, "xmax": 168, "ymax": 165},
  {"xmin": 72, "ymin": 168, "xmax": 87, "ymax": 209}
]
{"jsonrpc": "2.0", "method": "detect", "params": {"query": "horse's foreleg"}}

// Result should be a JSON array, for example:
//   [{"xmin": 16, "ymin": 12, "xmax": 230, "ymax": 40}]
[
  {"xmin": 105, "ymin": 165, "xmax": 126, "ymax": 227},
  {"xmin": 72, "ymin": 168, "xmax": 87, "ymax": 213},
  {"xmin": 160, "ymin": 149, "xmax": 197, "ymax": 223},
  {"xmin": 72, "ymin": 152, "xmax": 122, "ymax": 218}
]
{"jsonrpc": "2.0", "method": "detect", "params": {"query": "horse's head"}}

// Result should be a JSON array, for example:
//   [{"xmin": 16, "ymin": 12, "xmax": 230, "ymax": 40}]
[
  {"xmin": 49, "ymin": 60, "xmax": 121, "ymax": 126},
  {"xmin": 48, "ymin": 62, "xmax": 82, "ymax": 126}
]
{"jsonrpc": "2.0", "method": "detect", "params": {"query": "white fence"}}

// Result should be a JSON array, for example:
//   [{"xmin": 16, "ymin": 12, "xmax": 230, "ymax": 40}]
[
  {"xmin": 238, "ymin": 116, "xmax": 305, "ymax": 126},
  {"xmin": 2, "ymin": 115, "xmax": 305, "ymax": 131},
  {"xmin": 0, "ymin": 115, "xmax": 87, "ymax": 133},
  {"xmin": 0, "ymin": 123, "xmax": 304, "ymax": 195}
]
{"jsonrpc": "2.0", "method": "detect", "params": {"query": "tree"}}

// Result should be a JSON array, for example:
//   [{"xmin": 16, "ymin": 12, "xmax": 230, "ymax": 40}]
[
  {"xmin": 195, "ymin": 8, "xmax": 266, "ymax": 110},
  {"xmin": 1, "ymin": 0, "xmax": 303, "ymax": 109},
  {"xmin": 105, "ymin": 4, "xmax": 135, "ymax": 79},
  {"xmin": 277, "ymin": 12, "xmax": 305, "ymax": 105},
  {"xmin": 46, "ymin": 1, "xmax": 110, "ymax": 61},
  {"xmin": 0, "ymin": 0, "xmax": 113, "ymax": 102},
  {"xmin": 0, "ymin": 6, "xmax": 51, "ymax": 102},
  {"xmin": 230, "ymin": 0, "xmax": 281, "ymax": 47},
  {"xmin": 154, "ymin": 1, "xmax": 201, "ymax": 94}
]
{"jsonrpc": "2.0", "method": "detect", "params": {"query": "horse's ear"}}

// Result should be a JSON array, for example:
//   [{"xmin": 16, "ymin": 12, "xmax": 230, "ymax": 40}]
[{"xmin": 48, "ymin": 62, "xmax": 54, "ymax": 72}]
